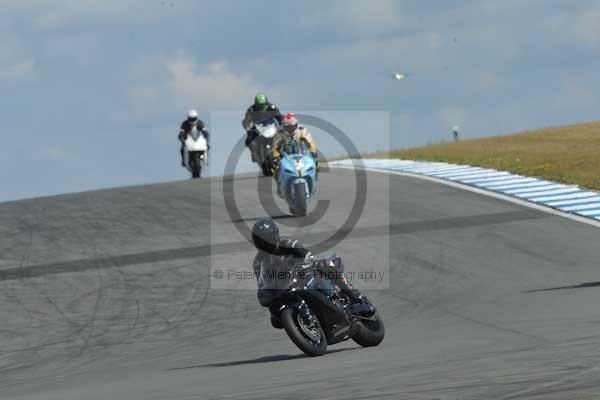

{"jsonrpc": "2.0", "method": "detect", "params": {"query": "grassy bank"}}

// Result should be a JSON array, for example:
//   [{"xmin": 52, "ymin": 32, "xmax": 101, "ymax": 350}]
[{"xmin": 376, "ymin": 121, "xmax": 600, "ymax": 191}]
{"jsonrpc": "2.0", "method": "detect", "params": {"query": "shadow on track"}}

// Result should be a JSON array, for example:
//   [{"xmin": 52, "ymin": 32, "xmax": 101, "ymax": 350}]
[
  {"xmin": 524, "ymin": 280, "xmax": 600, "ymax": 293},
  {"xmin": 230, "ymin": 214, "xmax": 297, "ymax": 224},
  {"xmin": 0, "ymin": 210, "xmax": 544, "ymax": 282},
  {"xmin": 168, "ymin": 348, "xmax": 356, "ymax": 370}
]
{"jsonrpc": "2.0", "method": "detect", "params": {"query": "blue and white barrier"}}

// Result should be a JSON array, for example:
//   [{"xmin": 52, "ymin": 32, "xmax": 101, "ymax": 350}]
[{"xmin": 331, "ymin": 159, "xmax": 600, "ymax": 222}]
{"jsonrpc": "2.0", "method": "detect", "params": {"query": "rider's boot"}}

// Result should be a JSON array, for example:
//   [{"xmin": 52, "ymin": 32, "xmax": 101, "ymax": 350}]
[
  {"xmin": 269, "ymin": 305, "xmax": 283, "ymax": 329},
  {"xmin": 270, "ymin": 314, "xmax": 283, "ymax": 329},
  {"xmin": 338, "ymin": 278, "xmax": 375, "ymax": 316}
]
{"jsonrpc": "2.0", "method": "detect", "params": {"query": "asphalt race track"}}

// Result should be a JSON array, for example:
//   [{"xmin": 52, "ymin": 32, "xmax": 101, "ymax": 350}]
[{"xmin": 1, "ymin": 168, "xmax": 599, "ymax": 399}]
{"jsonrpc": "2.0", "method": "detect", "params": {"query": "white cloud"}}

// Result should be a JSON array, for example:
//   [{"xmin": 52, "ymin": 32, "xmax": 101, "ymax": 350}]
[
  {"xmin": 126, "ymin": 52, "xmax": 284, "ymax": 120},
  {"xmin": 163, "ymin": 54, "xmax": 267, "ymax": 110},
  {"xmin": 0, "ymin": 60, "xmax": 35, "ymax": 82}
]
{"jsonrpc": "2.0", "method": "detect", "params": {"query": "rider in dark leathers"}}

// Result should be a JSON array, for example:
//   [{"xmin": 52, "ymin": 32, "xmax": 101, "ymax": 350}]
[
  {"xmin": 242, "ymin": 93, "xmax": 283, "ymax": 161},
  {"xmin": 251, "ymin": 218, "xmax": 369, "ymax": 328},
  {"xmin": 179, "ymin": 110, "xmax": 209, "ymax": 167}
]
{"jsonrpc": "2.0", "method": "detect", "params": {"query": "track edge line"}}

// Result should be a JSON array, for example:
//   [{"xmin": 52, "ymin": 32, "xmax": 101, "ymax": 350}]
[{"xmin": 330, "ymin": 165, "xmax": 600, "ymax": 229}]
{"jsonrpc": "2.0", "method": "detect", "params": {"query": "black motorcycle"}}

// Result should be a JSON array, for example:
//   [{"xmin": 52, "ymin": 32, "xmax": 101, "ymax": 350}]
[
  {"xmin": 250, "ymin": 116, "xmax": 279, "ymax": 176},
  {"xmin": 267, "ymin": 255, "xmax": 385, "ymax": 356}
]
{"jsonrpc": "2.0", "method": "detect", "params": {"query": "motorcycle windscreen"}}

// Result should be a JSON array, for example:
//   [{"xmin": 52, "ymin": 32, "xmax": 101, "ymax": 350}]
[
  {"xmin": 253, "ymin": 115, "xmax": 279, "ymax": 126},
  {"xmin": 282, "ymin": 140, "xmax": 311, "ymax": 157},
  {"xmin": 255, "ymin": 117, "xmax": 278, "ymax": 138}
]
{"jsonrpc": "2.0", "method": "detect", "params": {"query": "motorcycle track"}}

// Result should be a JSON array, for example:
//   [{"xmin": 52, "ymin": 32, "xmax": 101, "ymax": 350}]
[{"xmin": 0, "ymin": 168, "xmax": 599, "ymax": 399}]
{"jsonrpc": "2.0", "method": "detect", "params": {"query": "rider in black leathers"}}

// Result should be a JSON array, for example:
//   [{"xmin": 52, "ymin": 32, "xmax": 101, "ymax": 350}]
[
  {"xmin": 242, "ymin": 93, "xmax": 283, "ymax": 161},
  {"xmin": 251, "ymin": 218, "xmax": 369, "ymax": 329}
]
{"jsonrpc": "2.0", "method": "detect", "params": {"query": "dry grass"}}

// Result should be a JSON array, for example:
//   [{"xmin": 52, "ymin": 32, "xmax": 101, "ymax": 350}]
[{"xmin": 374, "ymin": 121, "xmax": 600, "ymax": 191}]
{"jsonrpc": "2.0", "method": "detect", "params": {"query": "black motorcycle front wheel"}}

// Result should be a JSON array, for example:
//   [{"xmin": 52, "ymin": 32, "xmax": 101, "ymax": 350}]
[
  {"xmin": 351, "ymin": 312, "xmax": 385, "ymax": 347},
  {"xmin": 293, "ymin": 182, "xmax": 307, "ymax": 216},
  {"xmin": 281, "ymin": 306, "xmax": 327, "ymax": 357},
  {"xmin": 190, "ymin": 152, "xmax": 202, "ymax": 179}
]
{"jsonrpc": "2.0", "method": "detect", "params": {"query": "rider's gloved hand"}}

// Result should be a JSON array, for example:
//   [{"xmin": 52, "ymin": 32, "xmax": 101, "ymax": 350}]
[
  {"xmin": 271, "ymin": 157, "xmax": 280, "ymax": 174},
  {"xmin": 301, "ymin": 254, "xmax": 315, "ymax": 270}
]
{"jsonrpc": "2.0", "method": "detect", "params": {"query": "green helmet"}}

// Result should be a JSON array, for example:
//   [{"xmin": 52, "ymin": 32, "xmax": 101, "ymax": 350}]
[{"xmin": 254, "ymin": 93, "xmax": 268, "ymax": 111}]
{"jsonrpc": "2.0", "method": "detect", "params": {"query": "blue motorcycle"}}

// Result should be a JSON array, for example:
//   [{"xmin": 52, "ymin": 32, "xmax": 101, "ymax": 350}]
[{"xmin": 277, "ymin": 140, "xmax": 317, "ymax": 216}]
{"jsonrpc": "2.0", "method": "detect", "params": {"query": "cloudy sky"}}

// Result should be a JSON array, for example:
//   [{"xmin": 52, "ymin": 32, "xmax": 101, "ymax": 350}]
[{"xmin": 1, "ymin": 0, "xmax": 599, "ymax": 202}]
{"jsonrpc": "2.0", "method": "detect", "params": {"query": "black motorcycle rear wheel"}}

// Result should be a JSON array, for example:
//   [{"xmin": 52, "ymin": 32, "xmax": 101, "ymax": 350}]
[
  {"xmin": 351, "ymin": 312, "xmax": 385, "ymax": 347},
  {"xmin": 281, "ymin": 306, "xmax": 327, "ymax": 357}
]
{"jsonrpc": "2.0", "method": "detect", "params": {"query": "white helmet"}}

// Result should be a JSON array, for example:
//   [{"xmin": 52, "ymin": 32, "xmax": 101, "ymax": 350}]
[{"xmin": 187, "ymin": 109, "xmax": 198, "ymax": 120}]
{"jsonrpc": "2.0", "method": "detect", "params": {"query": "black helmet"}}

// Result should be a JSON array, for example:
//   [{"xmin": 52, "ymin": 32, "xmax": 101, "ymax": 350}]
[{"xmin": 252, "ymin": 218, "xmax": 279, "ymax": 253}]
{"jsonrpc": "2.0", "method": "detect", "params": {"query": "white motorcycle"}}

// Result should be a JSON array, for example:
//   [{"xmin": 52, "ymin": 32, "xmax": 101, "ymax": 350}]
[
  {"xmin": 183, "ymin": 128, "xmax": 208, "ymax": 179},
  {"xmin": 251, "ymin": 116, "xmax": 279, "ymax": 176}
]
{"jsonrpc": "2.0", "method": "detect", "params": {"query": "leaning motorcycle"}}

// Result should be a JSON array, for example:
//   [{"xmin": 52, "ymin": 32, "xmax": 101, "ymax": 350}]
[
  {"xmin": 267, "ymin": 254, "xmax": 384, "ymax": 357},
  {"xmin": 277, "ymin": 140, "xmax": 317, "ymax": 217},
  {"xmin": 184, "ymin": 130, "xmax": 208, "ymax": 179},
  {"xmin": 250, "ymin": 117, "xmax": 279, "ymax": 176}
]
